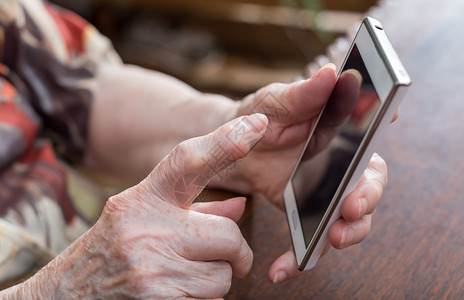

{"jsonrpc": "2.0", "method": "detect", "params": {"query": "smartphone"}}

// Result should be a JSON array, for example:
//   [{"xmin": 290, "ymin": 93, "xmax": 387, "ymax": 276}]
[{"xmin": 283, "ymin": 17, "xmax": 411, "ymax": 271}]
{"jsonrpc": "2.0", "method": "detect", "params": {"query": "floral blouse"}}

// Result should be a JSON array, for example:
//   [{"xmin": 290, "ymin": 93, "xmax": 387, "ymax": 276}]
[{"xmin": 0, "ymin": 0, "xmax": 121, "ymax": 285}]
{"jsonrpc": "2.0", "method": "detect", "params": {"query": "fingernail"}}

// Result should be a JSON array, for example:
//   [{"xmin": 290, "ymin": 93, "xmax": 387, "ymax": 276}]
[
  {"xmin": 312, "ymin": 63, "xmax": 336, "ymax": 79},
  {"xmin": 344, "ymin": 69, "xmax": 363, "ymax": 88},
  {"xmin": 321, "ymin": 62, "xmax": 336, "ymax": 71},
  {"xmin": 273, "ymin": 270, "xmax": 288, "ymax": 284},
  {"xmin": 340, "ymin": 226, "xmax": 354, "ymax": 248},
  {"xmin": 231, "ymin": 196, "xmax": 247, "ymax": 203},
  {"xmin": 357, "ymin": 197, "xmax": 368, "ymax": 218},
  {"xmin": 255, "ymin": 112, "xmax": 268, "ymax": 122},
  {"xmin": 245, "ymin": 113, "xmax": 268, "ymax": 133}
]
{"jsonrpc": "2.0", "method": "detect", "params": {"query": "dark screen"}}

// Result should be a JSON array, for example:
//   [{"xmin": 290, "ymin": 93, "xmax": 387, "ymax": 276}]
[{"xmin": 291, "ymin": 44, "xmax": 381, "ymax": 246}]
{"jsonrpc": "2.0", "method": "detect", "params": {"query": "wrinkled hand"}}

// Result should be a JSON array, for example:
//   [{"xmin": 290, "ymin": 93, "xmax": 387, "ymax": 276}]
[
  {"xmin": 43, "ymin": 114, "xmax": 268, "ymax": 299},
  {"xmin": 225, "ymin": 64, "xmax": 389, "ymax": 283}
]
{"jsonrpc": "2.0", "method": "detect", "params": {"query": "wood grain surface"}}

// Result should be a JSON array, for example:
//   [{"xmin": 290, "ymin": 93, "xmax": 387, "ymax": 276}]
[{"xmin": 227, "ymin": 0, "xmax": 464, "ymax": 298}]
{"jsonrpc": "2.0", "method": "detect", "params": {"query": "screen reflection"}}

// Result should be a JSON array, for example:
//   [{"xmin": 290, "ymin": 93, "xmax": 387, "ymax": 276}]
[{"xmin": 291, "ymin": 45, "xmax": 380, "ymax": 246}]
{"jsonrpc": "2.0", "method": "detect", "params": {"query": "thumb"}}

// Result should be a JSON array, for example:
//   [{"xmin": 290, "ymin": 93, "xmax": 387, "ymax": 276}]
[
  {"xmin": 190, "ymin": 197, "xmax": 247, "ymax": 223},
  {"xmin": 268, "ymin": 248, "xmax": 302, "ymax": 285},
  {"xmin": 142, "ymin": 113, "xmax": 268, "ymax": 208}
]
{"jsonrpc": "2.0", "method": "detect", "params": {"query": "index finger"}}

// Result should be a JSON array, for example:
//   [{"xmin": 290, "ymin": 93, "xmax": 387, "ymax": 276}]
[{"xmin": 144, "ymin": 113, "xmax": 268, "ymax": 208}]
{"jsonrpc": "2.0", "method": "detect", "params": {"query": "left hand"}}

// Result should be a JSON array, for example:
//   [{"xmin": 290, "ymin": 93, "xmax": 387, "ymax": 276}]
[
  {"xmin": 268, "ymin": 153, "xmax": 387, "ymax": 284},
  {"xmin": 216, "ymin": 64, "xmax": 389, "ymax": 283}
]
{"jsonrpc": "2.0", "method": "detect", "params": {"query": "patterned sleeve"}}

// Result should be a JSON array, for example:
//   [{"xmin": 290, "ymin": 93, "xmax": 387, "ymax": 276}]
[
  {"xmin": 1, "ymin": 0, "xmax": 122, "ymax": 160},
  {"xmin": 0, "ymin": 0, "xmax": 122, "ymax": 286}
]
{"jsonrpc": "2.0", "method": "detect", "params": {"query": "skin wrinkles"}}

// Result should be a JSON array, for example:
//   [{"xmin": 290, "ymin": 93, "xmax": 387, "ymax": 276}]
[
  {"xmin": 49, "ymin": 191, "xmax": 236, "ymax": 299},
  {"xmin": 53, "ymin": 116, "xmax": 260, "ymax": 299},
  {"xmin": 0, "ymin": 63, "xmax": 390, "ymax": 298}
]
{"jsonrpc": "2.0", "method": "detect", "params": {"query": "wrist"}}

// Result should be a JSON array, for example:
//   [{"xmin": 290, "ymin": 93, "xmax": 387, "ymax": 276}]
[
  {"xmin": 1, "ymin": 273, "xmax": 56, "ymax": 300},
  {"xmin": 0, "ymin": 231, "xmax": 91, "ymax": 299},
  {"xmin": 0, "ymin": 262, "xmax": 59, "ymax": 299}
]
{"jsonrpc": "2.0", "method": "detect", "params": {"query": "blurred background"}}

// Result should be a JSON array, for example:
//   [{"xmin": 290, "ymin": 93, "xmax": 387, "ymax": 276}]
[{"xmin": 50, "ymin": 0, "xmax": 379, "ymax": 98}]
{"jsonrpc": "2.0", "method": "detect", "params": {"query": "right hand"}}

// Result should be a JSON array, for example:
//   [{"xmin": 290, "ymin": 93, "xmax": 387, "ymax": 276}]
[{"xmin": 21, "ymin": 114, "xmax": 268, "ymax": 299}]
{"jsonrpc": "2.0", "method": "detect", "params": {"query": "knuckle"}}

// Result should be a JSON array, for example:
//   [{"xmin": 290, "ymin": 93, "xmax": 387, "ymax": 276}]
[
  {"xmin": 284, "ymin": 82, "xmax": 298, "ymax": 104},
  {"xmin": 212, "ymin": 123, "xmax": 238, "ymax": 153},
  {"xmin": 268, "ymin": 82, "xmax": 286, "ymax": 91},
  {"xmin": 216, "ymin": 121, "xmax": 235, "ymax": 136},
  {"xmin": 171, "ymin": 141, "xmax": 190, "ymax": 162},
  {"xmin": 369, "ymin": 178, "xmax": 384, "ymax": 202},
  {"xmin": 258, "ymin": 82, "xmax": 284, "ymax": 96},
  {"xmin": 102, "ymin": 195, "xmax": 122, "ymax": 214},
  {"xmin": 329, "ymin": 221, "xmax": 345, "ymax": 249},
  {"xmin": 218, "ymin": 218, "xmax": 243, "ymax": 251},
  {"xmin": 216, "ymin": 218, "xmax": 252, "ymax": 278},
  {"xmin": 363, "ymin": 165, "xmax": 387, "ymax": 198},
  {"xmin": 235, "ymin": 246, "xmax": 253, "ymax": 278},
  {"xmin": 253, "ymin": 83, "xmax": 286, "ymax": 112},
  {"xmin": 171, "ymin": 140, "xmax": 203, "ymax": 171},
  {"xmin": 357, "ymin": 215, "xmax": 372, "ymax": 241},
  {"xmin": 209, "ymin": 262, "xmax": 233, "ymax": 296},
  {"xmin": 370, "ymin": 154, "xmax": 388, "ymax": 183},
  {"xmin": 103, "ymin": 186, "xmax": 140, "ymax": 213}
]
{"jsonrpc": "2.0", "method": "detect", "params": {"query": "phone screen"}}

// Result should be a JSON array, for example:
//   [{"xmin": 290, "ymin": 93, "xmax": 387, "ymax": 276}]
[{"xmin": 292, "ymin": 44, "xmax": 381, "ymax": 246}]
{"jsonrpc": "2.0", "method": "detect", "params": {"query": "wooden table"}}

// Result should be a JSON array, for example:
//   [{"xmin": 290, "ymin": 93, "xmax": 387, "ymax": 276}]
[{"xmin": 227, "ymin": 0, "xmax": 464, "ymax": 298}]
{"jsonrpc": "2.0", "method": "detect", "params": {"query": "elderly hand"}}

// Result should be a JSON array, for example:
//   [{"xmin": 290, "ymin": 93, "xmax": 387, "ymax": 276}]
[
  {"xmin": 215, "ymin": 64, "xmax": 389, "ymax": 284},
  {"xmin": 5, "ymin": 114, "xmax": 268, "ymax": 299}
]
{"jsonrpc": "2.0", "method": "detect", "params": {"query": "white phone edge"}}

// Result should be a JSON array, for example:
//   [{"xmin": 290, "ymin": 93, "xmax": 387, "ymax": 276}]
[{"xmin": 283, "ymin": 17, "xmax": 411, "ymax": 271}]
